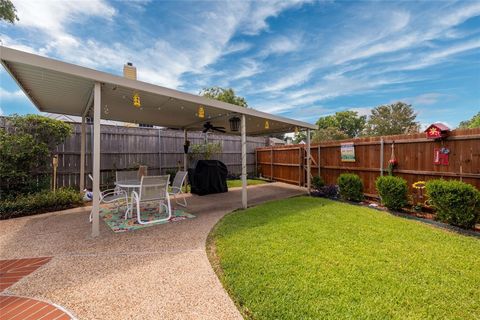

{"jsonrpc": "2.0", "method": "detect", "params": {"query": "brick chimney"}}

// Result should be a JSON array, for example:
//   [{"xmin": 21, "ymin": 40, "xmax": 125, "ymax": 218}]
[{"xmin": 123, "ymin": 62, "xmax": 137, "ymax": 80}]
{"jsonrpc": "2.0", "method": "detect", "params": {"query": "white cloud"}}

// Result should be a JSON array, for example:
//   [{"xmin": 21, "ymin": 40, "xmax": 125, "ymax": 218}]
[
  {"xmin": 259, "ymin": 34, "xmax": 303, "ymax": 57},
  {"xmin": 0, "ymin": 88, "xmax": 24, "ymax": 100},
  {"xmin": 403, "ymin": 93, "xmax": 450, "ymax": 106},
  {"xmin": 0, "ymin": 106, "xmax": 3, "ymax": 116},
  {"xmin": 8, "ymin": 0, "xmax": 313, "ymax": 89}
]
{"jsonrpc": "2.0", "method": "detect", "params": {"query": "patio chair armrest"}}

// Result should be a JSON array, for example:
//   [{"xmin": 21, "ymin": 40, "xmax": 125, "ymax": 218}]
[{"xmin": 169, "ymin": 186, "xmax": 182, "ymax": 194}]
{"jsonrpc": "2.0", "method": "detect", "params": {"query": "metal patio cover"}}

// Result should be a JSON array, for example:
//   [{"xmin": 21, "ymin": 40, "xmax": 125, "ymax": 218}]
[{"xmin": 0, "ymin": 46, "xmax": 316, "ymax": 134}]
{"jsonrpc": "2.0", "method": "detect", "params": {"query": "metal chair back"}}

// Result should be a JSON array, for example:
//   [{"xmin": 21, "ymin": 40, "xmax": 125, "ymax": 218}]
[
  {"xmin": 139, "ymin": 175, "xmax": 170, "ymax": 202},
  {"xmin": 116, "ymin": 170, "xmax": 138, "ymax": 182},
  {"xmin": 171, "ymin": 171, "xmax": 188, "ymax": 192}
]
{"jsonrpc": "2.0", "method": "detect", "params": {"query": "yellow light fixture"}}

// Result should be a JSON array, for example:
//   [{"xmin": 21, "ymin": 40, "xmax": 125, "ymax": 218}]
[
  {"xmin": 264, "ymin": 120, "xmax": 269, "ymax": 129},
  {"xmin": 294, "ymin": 126, "xmax": 299, "ymax": 134},
  {"xmin": 133, "ymin": 92, "xmax": 141, "ymax": 108},
  {"xmin": 198, "ymin": 105, "xmax": 205, "ymax": 118}
]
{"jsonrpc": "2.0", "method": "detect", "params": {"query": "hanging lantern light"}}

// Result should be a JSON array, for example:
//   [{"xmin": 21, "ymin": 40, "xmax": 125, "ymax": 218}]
[
  {"xmin": 229, "ymin": 116, "xmax": 240, "ymax": 132},
  {"xmin": 294, "ymin": 126, "xmax": 299, "ymax": 134},
  {"xmin": 133, "ymin": 92, "xmax": 141, "ymax": 108},
  {"xmin": 198, "ymin": 105, "xmax": 205, "ymax": 118},
  {"xmin": 264, "ymin": 120, "xmax": 270, "ymax": 129}
]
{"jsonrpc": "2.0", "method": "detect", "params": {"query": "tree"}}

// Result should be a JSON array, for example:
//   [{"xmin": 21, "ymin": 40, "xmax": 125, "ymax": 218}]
[
  {"xmin": 312, "ymin": 127, "xmax": 348, "ymax": 142},
  {"xmin": 458, "ymin": 112, "xmax": 480, "ymax": 129},
  {"xmin": 316, "ymin": 111, "xmax": 366, "ymax": 139},
  {"xmin": 200, "ymin": 87, "xmax": 248, "ymax": 107},
  {"xmin": 0, "ymin": 115, "xmax": 72, "ymax": 198},
  {"xmin": 365, "ymin": 102, "xmax": 419, "ymax": 136},
  {"xmin": 0, "ymin": 0, "xmax": 19, "ymax": 24}
]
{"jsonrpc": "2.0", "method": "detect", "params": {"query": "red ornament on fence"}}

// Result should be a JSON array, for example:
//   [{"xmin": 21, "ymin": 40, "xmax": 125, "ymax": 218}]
[{"xmin": 424, "ymin": 123, "xmax": 450, "ymax": 139}]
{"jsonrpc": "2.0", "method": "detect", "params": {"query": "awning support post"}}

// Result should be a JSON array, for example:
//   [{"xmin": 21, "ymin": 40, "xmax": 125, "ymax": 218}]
[
  {"xmin": 241, "ymin": 114, "xmax": 247, "ymax": 209},
  {"xmin": 183, "ymin": 129, "xmax": 188, "ymax": 171},
  {"xmin": 79, "ymin": 115, "xmax": 86, "ymax": 192},
  {"xmin": 306, "ymin": 128, "xmax": 311, "ymax": 194},
  {"xmin": 91, "ymin": 82, "xmax": 101, "ymax": 237}
]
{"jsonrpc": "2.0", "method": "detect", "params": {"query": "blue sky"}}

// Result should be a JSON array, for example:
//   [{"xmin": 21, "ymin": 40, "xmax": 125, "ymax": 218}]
[{"xmin": 0, "ymin": 0, "xmax": 479, "ymax": 128}]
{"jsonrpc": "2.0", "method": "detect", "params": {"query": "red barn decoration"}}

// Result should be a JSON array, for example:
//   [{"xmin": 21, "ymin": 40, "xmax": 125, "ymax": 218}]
[{"xmin": 424, "ymin": 123, "xmax": 450, "ymax": 139}]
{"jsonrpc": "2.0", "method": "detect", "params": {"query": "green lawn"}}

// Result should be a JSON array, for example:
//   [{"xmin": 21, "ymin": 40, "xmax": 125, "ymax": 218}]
[
  {"xmin": 210, "ymin": 197, "xmax": 480, "ymax": 320},
  {"xmin": 227, "ymin": 179, "xmax": 267, "ymax": 188}
]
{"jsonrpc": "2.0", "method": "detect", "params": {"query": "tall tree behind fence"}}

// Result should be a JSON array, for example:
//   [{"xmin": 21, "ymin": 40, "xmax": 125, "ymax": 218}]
[
  {"xmin": 257, "ymin": 128, "xmax": 480, "ymax": 196},
  {"xmin": 52, "ymin": 123, "xmax": 266, "ymax": 189}
]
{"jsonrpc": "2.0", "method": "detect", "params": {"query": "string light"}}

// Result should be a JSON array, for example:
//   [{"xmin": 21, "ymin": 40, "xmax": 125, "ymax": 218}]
[
  {"xmin": 133, "ymin": 92, "xmax": 141, "ymax": 108},
  {"xmin": 198, "ymin": 105, "xmax": 205, "ymax": 118}
]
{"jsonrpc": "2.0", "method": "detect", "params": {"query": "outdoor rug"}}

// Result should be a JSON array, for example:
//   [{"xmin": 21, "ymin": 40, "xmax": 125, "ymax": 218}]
[{"xmin": 100, "ymin": 204, "xmax": 195, "ymax": 233}]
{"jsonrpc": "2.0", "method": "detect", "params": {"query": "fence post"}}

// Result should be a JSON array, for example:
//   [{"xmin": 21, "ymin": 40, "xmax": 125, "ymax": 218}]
[
  {"xmin": 380, "ymin": 138, "xmax": 384, "ymax": 176},
  {"xmin": 270, "ymin": 147, "xmax": 273, "ymax": 180},
  {"xmin": 317, "ymin": 145, "xmax": 321, "ymax": 177}
]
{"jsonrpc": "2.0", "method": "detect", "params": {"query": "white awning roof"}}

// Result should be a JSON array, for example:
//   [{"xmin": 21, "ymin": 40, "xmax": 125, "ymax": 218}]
[{"xmin": 0, "ymin": 46, "xmax": 317, "ymax": 135}]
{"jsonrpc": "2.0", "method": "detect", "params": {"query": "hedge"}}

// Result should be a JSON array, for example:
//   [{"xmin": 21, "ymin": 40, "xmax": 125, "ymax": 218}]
[
  {"xmin": 0, "ymin": 188, "xmax": 83, "ymax": 220},
  {"xmin": 337, "ymin": 173, "xmax": 363, "ymax": 202},
  {"xmin": 426, "ymin": 179, "xmax": 480, "ymax": 229},
  {"xmin": 376, "ymin": 176, "xmax": 408, "ymax": 210}
]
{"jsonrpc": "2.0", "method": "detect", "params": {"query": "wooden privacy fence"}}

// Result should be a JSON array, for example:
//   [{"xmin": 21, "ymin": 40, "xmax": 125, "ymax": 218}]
[
  {"xmin": 52, "ymin": 123, "xmax": 266, "ymax": 189},
  {"xmin": 257, "ymin": 128, "xmax": 480, "ymax": 196}
]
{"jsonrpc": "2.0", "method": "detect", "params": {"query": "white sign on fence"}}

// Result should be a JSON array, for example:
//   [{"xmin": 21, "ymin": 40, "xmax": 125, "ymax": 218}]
[{"xmin": 341, "ymin": 142, "xmax": 355, "ymax": 162}]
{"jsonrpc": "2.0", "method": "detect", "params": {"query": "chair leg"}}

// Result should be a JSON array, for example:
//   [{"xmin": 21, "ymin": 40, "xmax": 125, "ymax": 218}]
[{"xmin": 174, "ymin": 192, "xmax": 187, "ymax": 207}]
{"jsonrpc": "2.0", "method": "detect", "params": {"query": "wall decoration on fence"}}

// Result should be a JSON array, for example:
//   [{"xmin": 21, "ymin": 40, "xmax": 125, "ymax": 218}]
[
  {"xmin": 434, "ymin": 147, "xmax": 450, "ymax": 166},
  {"xmin": 340, "ymin": 142, "xmax": 355, "ymax": 162},
  {"xmin": 425, "ymin": 123, "xmax": 450, "ymax": 139}
]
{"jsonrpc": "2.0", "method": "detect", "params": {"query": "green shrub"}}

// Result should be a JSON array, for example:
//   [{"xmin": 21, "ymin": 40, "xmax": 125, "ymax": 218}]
[
  {"xmin": 376, "ymin": 176, "xmax": 408, "ymax": 210},
  {"xmin": 311, "ymin": 176, "xmax": 325, "ymax": 190},
  {"xmin": 0, "ymin": 188, "xmax": 83, "ymax": 220},
  {"xmin": 337, "ymin": 173, "xmax": 364, "ymax": 202},
  {"xmin": 426, "ymin": 179, "xmax": 480, "ymax": 229}
]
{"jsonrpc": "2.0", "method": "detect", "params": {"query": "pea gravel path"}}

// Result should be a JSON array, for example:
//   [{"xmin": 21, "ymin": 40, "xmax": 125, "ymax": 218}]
[{"xmin": 0, "ymin": 182, "xmax": 306, "ymax": 320}]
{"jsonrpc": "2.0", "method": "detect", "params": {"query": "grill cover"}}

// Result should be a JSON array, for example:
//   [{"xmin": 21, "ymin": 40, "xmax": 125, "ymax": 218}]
[{"xmin": 189, "ymin": 160, "xmax": 228, "ymax": 196}]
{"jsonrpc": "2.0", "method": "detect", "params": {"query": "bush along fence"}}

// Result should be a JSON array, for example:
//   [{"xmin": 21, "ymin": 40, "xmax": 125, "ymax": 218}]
[{"xmin": 256, "ymin": 127, "xmax": 480, "ymax": 196}]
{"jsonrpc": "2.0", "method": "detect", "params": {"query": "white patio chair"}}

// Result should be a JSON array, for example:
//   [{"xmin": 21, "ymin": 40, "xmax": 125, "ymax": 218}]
[
  {"xmin": 131, "ymin": 175, "xmax": 172, "ymax": 225},
  {"xmin": 169, "ymin": 171, "xmax": 188, "ymax": 207},
  {"xmin": 88, "ymin": 174, "xmax": 128, "ymax": 222}
]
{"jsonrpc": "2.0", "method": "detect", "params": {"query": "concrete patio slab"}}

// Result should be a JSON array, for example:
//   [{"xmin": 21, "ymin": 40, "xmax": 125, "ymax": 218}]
[{"xmin": 0, "ymin": 182, "xmax": 306, "ymax": 320}]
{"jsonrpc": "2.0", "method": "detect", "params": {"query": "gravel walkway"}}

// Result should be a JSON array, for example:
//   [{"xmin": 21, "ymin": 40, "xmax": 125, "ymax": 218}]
[{"xmin": 0, "ymin": 182, "xmax": 306, "ymax": 320}]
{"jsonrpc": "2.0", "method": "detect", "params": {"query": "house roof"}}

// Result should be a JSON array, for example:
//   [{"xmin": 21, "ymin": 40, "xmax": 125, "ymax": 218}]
[{"xmin": 0, "ymin": 46, "xmax": 317, "ymax": 136}]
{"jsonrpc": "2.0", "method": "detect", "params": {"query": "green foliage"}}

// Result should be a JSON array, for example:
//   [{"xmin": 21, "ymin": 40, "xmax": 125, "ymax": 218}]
[
  {"xmin": 337, "ymin": 173, "xmax": 363, "ymax": 202},
  {"xmin": 211, "ymin": 197, "xmax": 480, "ymax": 320},
  {"xmin": 200, "ymin": 87, "xmax": 248, "ymax": 107},
  {"xmin": 375, "ymin": 176, "xmax": 408, "ymax": 210},
  {"xmin": 0, "ymin": 0, "xmax": 18, "ymax": 24},
  {"xmin": 365, "ymin": 102, "xmax": 420, "ymax": 136},
  {"xmin": 0, "ymin": 114, "xmax": 72, "ymax": 198},
  {"xmin": 311, "ymin": 176, "xmax": 325, "ymax": 190},
  {"xmin": 189, "ymin": 142, "xmax": 222, "ymax": 160},
  {"xmin": 459, "ymin": 112, "xmax": 480, "ymax": 129},
  {"xmin": 426, "ymin": 179, "xmax": 480, "ymax": 229},
  {"xmin": 316, "ymin": 111, "xmax": 366, "ymax": 139},
  {"xmin": 0, "ymin": 188, "xmax": 83, "ymax": 219},
  {"xmin": 312, "ymin": 127, "xmax": 348, "ymax": 142}
]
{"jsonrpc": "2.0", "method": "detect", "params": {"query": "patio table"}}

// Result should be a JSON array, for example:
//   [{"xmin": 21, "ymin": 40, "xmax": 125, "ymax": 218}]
[{"xmin": 115, "ymin": 179, "xmax": 141, "ymax": 218}]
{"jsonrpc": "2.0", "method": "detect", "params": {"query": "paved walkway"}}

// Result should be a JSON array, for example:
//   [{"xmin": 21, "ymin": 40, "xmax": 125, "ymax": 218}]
[{"xmin": 0, "ymin": 183, "xmax": 306, "ymax": 320}]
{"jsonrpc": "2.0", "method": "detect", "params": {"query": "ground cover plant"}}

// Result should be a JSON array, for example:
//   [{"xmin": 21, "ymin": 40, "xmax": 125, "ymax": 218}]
[
  {"xmin": 0, "ymin": 188, "xmax": 83, "ymax": 219},
  {"xmin": 210, "ymin": 197, "xmax": 480, "ymax": 320}
]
